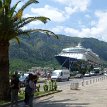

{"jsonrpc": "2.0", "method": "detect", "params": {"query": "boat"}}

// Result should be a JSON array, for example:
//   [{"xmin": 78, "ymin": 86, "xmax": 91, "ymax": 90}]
[{"xmin": 55, "ymin": 43, "xmax": 101, "ymax": 70}]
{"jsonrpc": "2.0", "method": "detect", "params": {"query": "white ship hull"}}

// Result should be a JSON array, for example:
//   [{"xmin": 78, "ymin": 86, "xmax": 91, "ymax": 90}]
[{"xmin": 55, "ymin": 44, "xmax": 100, "ymax": 69}]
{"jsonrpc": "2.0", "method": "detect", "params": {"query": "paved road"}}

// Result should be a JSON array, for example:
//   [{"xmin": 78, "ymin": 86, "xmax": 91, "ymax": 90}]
[{"xmin": 38, "ymin": 75, "xmax": 104, "ymax": 90}]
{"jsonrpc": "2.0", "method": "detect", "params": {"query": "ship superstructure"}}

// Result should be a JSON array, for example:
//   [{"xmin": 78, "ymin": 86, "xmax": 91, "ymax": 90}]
[{"xmin": 55, "ymin": 43, "xmax": 101, "ymax": 70}]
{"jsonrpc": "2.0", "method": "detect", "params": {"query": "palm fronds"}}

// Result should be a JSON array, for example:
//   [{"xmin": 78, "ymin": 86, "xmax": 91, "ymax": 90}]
[
  {"xmin": 18, "ymin": 29, "xmax": 58, "ymax": 39},
  {"xmin": 14, "ymin": 0, "xmax": 39, "ymax": 20},
  {"xmin": 0, "ymin": 0, "xmax": 58, "ymax": 42},
  {"xmin": 16, "ymin": 16, "xmax": 50, "ymax": 28}
]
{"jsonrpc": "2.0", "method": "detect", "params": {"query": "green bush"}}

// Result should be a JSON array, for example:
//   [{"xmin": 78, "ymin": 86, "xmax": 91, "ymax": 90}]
[
  {"xmin": 53, "ymin": 81, "xmax": 57, "ymax": 91},
  {"xmin": 36, "ymin": 84, "xmax": 40, "ymax": 92},
  {"xmin": 48, "ymin": 80, "xmax": 52, "ymax": 91},
  {"xmin": 43, "ymin": 81, "xmax": 48, "ymax": 92},
  {"xmin": 48, "ymin": 80, "xmax": 57, "ymax": 91}
]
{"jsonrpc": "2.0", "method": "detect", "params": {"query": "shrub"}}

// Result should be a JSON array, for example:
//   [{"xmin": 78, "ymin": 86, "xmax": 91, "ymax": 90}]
[
  {"xmin": 36, "ymin": 84, "xmax": 40, "ymax": 92},
  {"xmin": 53, "ymin": 81, "xmax": 57, "ymax": 91},
  {"xmin": 43, "ymin": 81, "xmax": 48, "ymax": 92},
  {"xmin": 48, "ymin": 80, "xmax": 52, "ymax": 91}
]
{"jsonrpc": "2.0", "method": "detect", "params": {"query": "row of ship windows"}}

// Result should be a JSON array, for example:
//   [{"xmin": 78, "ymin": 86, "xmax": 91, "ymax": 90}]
[{"xmin": 61, "ymin": 53, "xmax": 99, "ymax": 61}]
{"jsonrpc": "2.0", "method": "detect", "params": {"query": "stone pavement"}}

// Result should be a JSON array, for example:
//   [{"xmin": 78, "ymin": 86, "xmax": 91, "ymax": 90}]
[
  {"xmin": 8, "ymin": 76, "xmax": 107, "ymax": 107},
  {"xmin": 33, "ymin": 77, "xmax": 107, "ymax": 107}
]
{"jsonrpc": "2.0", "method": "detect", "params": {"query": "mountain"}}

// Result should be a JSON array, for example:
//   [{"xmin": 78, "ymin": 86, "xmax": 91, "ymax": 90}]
[{"xmin": 9, "ymin": 32, "xmax": 107, "ymax": 72}]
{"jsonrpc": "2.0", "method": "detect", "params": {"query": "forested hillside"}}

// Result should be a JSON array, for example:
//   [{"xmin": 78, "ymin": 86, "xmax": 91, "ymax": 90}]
[{"xmin": 9, "ymin": 32, "xmax": 107, "ymax": 72}]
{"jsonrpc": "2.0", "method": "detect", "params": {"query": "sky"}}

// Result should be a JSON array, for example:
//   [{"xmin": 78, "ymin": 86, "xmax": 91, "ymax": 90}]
[{"xmin": 13, "ymin": 0, "xmax": 107, "ymax": 42}]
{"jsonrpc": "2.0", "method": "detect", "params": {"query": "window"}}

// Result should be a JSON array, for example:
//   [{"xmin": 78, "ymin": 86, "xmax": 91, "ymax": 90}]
[{"xmin": 60, "ymin": 72, "xmax": 63, "ymax": 76}]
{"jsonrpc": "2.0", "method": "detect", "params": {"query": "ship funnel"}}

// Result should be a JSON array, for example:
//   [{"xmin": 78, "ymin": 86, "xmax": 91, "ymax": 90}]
[{"xmin": 76, "ymin": 43, "xmax": 82, "ymax": 48}]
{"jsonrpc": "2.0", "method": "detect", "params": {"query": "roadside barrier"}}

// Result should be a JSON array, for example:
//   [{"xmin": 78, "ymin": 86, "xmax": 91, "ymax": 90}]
[
  {"xmin": 70, "ymin": 75, "xmax": 107, "ymax": 90},
  {"xmin": 80, "ymin": 75, "xmax": 107, "ymax": 87},
  {"xmin": 70, "ymin": 82, "xmax": 79, "ymax": 90}
]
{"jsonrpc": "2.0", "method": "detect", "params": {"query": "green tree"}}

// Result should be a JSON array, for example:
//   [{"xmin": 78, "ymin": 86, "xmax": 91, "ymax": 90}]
[
  {"xmin": 0, "ymin": 0, "xmax": 57, "ymax": 100},
  {"xmin": 77, "ymin": 62, "xmax": 87, "ymax": 75}
]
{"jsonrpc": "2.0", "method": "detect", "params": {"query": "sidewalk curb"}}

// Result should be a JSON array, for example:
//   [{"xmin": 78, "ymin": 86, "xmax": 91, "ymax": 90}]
[{"xmin": 0, "ymin": 90, "xmax": 62, "ymax": 107}]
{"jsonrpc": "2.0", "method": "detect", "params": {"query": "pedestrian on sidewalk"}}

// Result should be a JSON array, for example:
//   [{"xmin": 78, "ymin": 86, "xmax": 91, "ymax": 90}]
[
  {"xmin": 10, "ymin": 73, "xmax": 20, "ymax": 107},
  {"xmin": 24, "ymin": 74, "xmax": 37, "ymax": 107},
  {"xmin": 24, "ymin": 73, "xmax": 32, "ymax": 106}
]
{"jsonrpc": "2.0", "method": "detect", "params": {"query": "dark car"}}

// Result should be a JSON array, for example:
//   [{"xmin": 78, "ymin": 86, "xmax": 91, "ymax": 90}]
[{"xmin": 74, "ymin": 74, "xmax": 83, "ymax": 78}]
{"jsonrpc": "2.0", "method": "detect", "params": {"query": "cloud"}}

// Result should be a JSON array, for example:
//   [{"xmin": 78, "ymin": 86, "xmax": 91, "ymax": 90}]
[
  {"xmin": 94, "ymin": 11, "xmax": 107, "ymax": 41},
  {"xmin": 23, "ymin": 14, "xmax": 32, "ymax": 18},
  {"xmin": 30, "ymin": 0, "xmax": 90, "ymax": 23},
  {"xmin": 21, "ymin": 26, "xmax": 28, "ymax": 30},
  {"xmin": 51, "ymin": 11, "xmax": 107, "ymax": 42},
  {"xmin": 64, "ymin": 28, "xmax": 80, "ymax": 36},
  {"xmin": 20, "ymin": 0, "xmax": 91, "ymax": 30},
  {"xmin": 13, "ymin": 0, "xmax": 107, "ymax": 42},
  {"xmin": 52, "ymin": 26, "xmax": 65, "ymax": 33},
  {"xmin": 31, "ymin": 5, "xmax": 66, "ymax": 22},
  {"xmin": 64, "ymin": 6, "xmax": 77, "ymax": 16},
  {"xmin": 54, "ymin": 0, "xmax": 90, "ymax": 12}
]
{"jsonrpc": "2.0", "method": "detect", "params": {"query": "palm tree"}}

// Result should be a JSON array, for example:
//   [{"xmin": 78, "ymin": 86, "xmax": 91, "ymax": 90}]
[{"xmin": 0, "ymin": 0, "xmax": 57, "ymax": 100}]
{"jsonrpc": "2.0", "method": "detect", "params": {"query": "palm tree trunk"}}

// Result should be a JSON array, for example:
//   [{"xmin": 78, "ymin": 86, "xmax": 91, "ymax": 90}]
[{"xmin": 0, "ymin": 41, "xmax": 10, "ymax": 100}]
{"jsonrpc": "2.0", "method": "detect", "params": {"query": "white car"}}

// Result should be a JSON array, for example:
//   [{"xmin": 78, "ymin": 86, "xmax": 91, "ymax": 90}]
[
  {"xmin": 19, "ymin": 73, "xmax": 29, "ymax": 86},
  {"xmin": 51, "ymin": 69, "xmax": 70, "ymax": 81},
  {"xmin": 84, "ymin": 73, "xmax": 90, "ymax": 77},
  {"xmin": 90, "ymin": 71, "xmax": 96, "ymax": 76},
  {"xmin": 104, "ymin": 73, "xmax": 107, "ymax": 76}
]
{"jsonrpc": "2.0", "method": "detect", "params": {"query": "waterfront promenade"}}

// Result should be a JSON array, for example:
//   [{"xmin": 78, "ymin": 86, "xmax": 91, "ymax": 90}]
[
  {"xmin": 34, "ymin": 76, "xmax": 107, "ymax": 107},
  {"xmin": 8, "ymin": 76, "xmax": 107, "ymax": 107}
]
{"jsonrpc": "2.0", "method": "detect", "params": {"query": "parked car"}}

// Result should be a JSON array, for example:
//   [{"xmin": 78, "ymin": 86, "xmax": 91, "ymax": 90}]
[
  {"xmin": 84, "ymin": 72, "xmax": 90, "ymax": 77},
  {"xmin": 74, "ymin": 74, "xmax": 83, "ymax": 78},
  {"xmin": 19, "ymin": 73, "xmax": 29, "ymax": 87},
  {"xmin": 51, "ymin": 69, "xmax": 70, "ymax": 81},
  {"xmin": 104, "ymin": 73, "xmax": 107, "ymax": 76},
  {"xmin": 90, "ymin": 71, "xmax": 96, "ymax": 76}
]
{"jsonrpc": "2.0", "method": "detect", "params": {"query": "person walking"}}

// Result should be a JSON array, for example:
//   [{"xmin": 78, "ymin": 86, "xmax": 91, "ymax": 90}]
[
  {"xmin": 24, "ymin": 74, "xmax": 33, "ymax": 106},
  {"xmin": 24, "ymin": 74, "xmax": 37, "ymax": 107},
  {"xmin": 10, "ymin": 74, "xmax": 20, "ymax": 107}
]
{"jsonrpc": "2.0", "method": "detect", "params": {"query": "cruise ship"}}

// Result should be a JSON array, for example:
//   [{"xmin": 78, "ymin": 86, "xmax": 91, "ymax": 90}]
[{"xmin": 55, "ymin": 43, "xmax": 101, "ymax": 70}]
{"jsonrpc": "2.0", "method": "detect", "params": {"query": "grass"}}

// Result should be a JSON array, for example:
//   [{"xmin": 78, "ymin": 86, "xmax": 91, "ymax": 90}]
[
  {"xmin": 18, "ymin": 91, "xmax": 48, "ymax": 100},
  {"xmin": 0, "ymin": 90, "xmax": 61, "ymax": 106},
  {"xmin": 0, "ymin": 100, "xmax": 10, "ymax": 106}
]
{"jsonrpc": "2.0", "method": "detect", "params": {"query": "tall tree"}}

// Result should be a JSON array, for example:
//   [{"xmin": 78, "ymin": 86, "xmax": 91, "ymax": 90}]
[{"xmin": 0, "ymin": 0, "xmax": 57, "ymax": 100}]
